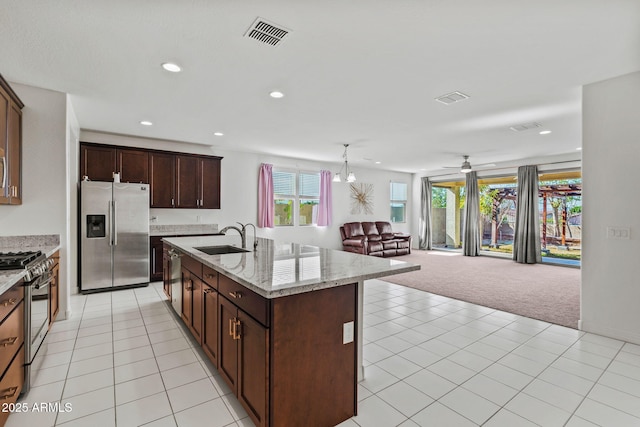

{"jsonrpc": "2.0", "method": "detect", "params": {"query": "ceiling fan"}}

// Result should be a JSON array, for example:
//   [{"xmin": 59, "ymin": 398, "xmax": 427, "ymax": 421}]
[{"xmin": 443, "ymin": 155, "xmax": 495, "ymax": 174}]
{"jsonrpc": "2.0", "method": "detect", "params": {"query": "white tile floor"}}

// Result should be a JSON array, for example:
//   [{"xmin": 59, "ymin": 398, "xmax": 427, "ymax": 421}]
[{"xmin": 9, "ymin": 280, "xmax": 640, "ymax": 427}]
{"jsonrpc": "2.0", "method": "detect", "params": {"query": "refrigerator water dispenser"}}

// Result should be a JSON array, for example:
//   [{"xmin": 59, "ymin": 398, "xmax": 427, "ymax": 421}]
[{"xmin": 86, "ymin": 215, "xmax": 106, "ymax": 238}]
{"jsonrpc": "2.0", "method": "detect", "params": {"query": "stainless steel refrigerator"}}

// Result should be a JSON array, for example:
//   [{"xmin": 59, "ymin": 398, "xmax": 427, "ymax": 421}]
[{"xmin": 80, "ymin": 181, "xmax": 150, "ymax": 292}]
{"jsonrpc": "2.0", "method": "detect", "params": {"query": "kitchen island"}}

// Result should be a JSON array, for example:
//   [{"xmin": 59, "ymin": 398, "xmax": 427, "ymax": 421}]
[{"xmin": 162, "ymin": 235, "xmax": 420, "ymax": 427}]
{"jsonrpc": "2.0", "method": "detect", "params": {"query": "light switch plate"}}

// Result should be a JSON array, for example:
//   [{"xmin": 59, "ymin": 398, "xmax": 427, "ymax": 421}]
[
  {"xmin": 343, "ymin": 321, "xmax": 354, "ymax": 344},
  {"xmin": 607, "ymin": 226, "xmax": 631, "ymax": 239}
]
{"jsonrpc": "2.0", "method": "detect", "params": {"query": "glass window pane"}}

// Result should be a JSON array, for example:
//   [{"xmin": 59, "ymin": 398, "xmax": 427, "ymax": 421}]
[
  {"xmin": 273, "ymin": 171, "xmax": 296, "ymax": 196},
  {"xmin": 299, "ymin": 173, "xmax": 320, "ymax": 197},
  {"xmin": 299, "ymin": 199, "xmax": 319, "ymax": 225},
  {"xmin": 390, "ymin": 182, "xmax": 407, "ymax": 201},
  {"xmin": 390, "ymin": 202, "xmax": 405, "ymax": 223},
  {"xmin": 274, "ymin": 198, "xmax": 293, "ymax": 226}
]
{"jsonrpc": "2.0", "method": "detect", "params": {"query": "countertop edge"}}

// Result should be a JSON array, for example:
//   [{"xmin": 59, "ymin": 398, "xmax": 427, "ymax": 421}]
[{"xmin": 0, "ymin": 244, "xmax": 62, "ymax": 295}]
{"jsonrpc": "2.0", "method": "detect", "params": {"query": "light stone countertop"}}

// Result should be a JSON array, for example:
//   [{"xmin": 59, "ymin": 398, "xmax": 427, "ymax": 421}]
[
  {"xmin": 0, "ymin": 235, "xmax": 61, "ymax": 295},
  {"xmin": 162, "ymin": 235, "xmax": 420, "ymax": 299}
]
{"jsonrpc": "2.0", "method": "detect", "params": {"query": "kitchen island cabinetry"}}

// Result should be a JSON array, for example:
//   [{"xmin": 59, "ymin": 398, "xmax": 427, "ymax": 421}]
[
  {"xmin": 0, "ymin": 74, "xmax": 24, "ymax": 206},
  {"xmin": 164, "ymin": 235, "xmax": 419, "ymax": 427}
]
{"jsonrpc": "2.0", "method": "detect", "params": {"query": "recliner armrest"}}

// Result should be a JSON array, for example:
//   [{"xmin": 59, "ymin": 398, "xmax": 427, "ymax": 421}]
[{"xmin": 343, "ymin": 238, "xmax": 367, "ymax": 247}]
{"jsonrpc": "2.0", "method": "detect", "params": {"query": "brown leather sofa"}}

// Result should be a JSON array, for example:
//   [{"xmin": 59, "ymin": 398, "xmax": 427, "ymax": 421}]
[{"xmin": 340, "ymin": 221, "xmax": 412, "ymax": 257}]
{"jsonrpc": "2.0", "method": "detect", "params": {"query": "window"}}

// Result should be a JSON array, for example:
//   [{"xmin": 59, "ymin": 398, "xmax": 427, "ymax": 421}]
[
  {"xmin": 390, "ymin": 182, "xmax": 408, "ymax": 223},
  {"xmin": 273, "ymin": 169, "xmax": 320, "ymax": 226}
]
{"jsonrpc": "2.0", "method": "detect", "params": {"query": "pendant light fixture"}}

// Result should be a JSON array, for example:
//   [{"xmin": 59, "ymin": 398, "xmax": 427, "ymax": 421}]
[{"xmin": 333, "ymin": 144, "xmax": 356, "ymax": 183}]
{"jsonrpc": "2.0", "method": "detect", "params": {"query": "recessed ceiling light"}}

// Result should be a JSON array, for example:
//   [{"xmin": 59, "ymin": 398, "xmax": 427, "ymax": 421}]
[
  {"xmin": 576, "ymin": 147, "xmax": 582, "ymax": 151},
  {"xmin": 213, "ymin": 132, "xmax": 224, "ymax": 136},
  {"xmin": 161, "ymin": 62, "xmax": 182, "ymax": 73},
  {"xmin": 269, "ymin": 91, "xmax": 284, "ymax": 98},
  {"xmin": 140, "ymin": 120, "xmax": 153, "ymax": 126},
  {"xmin": 539, "ymin": 130, "xmax": 552, "ymax": 135},
  {"xmin": 375, "ymin": 161, "xmax": 381, "ymax": 164}
]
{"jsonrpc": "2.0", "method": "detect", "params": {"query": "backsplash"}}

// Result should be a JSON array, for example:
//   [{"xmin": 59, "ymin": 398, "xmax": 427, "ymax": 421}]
[{"xmin": 150, "ymin": 224, "xmax": 219, "ymax": 235}]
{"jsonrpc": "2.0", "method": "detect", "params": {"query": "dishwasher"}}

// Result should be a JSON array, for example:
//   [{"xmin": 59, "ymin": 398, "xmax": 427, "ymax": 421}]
[{"xmin": 167, "ymin": 248, "xmax": 182, "ymax": 315}]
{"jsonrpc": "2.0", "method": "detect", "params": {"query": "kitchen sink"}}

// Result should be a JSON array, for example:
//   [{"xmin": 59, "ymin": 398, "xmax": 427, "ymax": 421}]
[{"xmin": 194, "ymin": 245, "xmax": 250, "ymax": 255}]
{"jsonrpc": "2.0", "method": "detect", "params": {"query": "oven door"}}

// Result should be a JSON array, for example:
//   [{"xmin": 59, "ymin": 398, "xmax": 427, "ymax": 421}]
[{"xmin": 26, "ymin": 272, "xmax": 51, "ymax": 363}]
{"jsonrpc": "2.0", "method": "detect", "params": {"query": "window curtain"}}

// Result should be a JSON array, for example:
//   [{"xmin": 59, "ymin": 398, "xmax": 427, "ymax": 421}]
[
  {"xmin": 513, "ymin": 165, "xmax": 542, "ymax": 263},
  {"xmin": 419, "ymin": 177, "xmax": 432, "ymax": 250},
  {"xmin": 258, "ymin": 163, "xmax": 274, "ymax": 228},
  {"xmin": 317, "ymin": 170, "xmax": 332, "ymax": 226},
  {"xmin": 463, "ymin": 171, "xmax": 481, "ymax": 256}
]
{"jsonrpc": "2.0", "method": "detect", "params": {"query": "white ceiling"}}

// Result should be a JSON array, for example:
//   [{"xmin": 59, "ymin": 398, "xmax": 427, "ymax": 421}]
[{"xmin": 1, "ymin": 0, "xmax": 639, "ymax": 174}]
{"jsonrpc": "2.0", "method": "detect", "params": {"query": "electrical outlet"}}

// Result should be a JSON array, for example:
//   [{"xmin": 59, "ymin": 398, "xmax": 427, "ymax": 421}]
[
  {"xmin": 343, "ymin": 321, "xmax": 354, "ymax": 344},
  {"xmin": 607, "ymin": 226, "xmax": 630, "ymax": 239}
]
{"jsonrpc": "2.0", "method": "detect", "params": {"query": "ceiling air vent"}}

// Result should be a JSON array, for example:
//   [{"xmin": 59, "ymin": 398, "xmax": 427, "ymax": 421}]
[
  {"xmin": 509, "ymin": 122, "xmax": 542, "ymax": 132},
  {"xmin": 435, "ymin": 91, "xmax": 470, "ymax": 105},
  {"xmin": 245, "ymin": 18, "xmax": 290, "ymax": 47}
]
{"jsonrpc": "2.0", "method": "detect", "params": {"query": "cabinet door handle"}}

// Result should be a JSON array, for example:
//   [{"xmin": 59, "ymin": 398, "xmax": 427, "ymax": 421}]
[
  {"xmin": 0, "ymin": 337, "xmax": 18, "ymax": 347},
  {"xmin": 1, "ymin": 298, "xmax": 16, "ymax": 307},
  {"xmin": 229, "ymin": 291, "xmax": 243, "ymax": 299},
  {"xmin": 205, "ymin": 273, "xmax": 216, "ymax": 279},
  {"xmin": 203, "ymin": 288, "xmax": 213, "ymax": 294},
  {"xmin": 0, "ymin": 387, "xmax": 18, "ymax": 400},
  {"xmin": 171, "ymin": 198, "xmax": 175, "ymax": 207},
  {"xmin": 233, "ymin": 319, "xmax": 241, "ymax": 340},
  {"xmin": 229, "ymin": 318, "xmax": 234, "ymax": 337}
]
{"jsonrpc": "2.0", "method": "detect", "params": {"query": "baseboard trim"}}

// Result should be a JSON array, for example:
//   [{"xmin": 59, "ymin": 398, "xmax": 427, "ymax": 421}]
[{"xmin": 580, "ymin": 320, "xmax": 640, "ymax": 345}]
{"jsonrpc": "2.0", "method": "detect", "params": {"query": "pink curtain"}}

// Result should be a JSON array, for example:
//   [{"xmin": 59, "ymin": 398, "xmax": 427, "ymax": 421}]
[
  {"xmin": 317, "ymin": 170, "xmax": 332, "ymax": 226},
  {"xmin": 258, "ymin": 163, "xmax": 274, "ymax": 228}
]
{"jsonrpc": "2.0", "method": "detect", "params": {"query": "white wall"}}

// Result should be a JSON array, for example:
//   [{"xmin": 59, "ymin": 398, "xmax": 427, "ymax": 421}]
[
  {"xmin": 0, "ymin": 83, "xmax": 71, "ymax": 315},
  {"xmin": 581, "ymin": 71, "xmax": 640, "ymax": 344},
  {"xmin": 81, "ymin": 131, "xmax": 413, "ymax": 250}
]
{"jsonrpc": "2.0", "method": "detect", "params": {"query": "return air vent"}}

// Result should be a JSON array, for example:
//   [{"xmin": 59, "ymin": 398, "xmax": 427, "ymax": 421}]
[
  {"xmin": 509, "ymin": 122, "xmax": 542, "ymax": 132},
  {"xmin": 245, "ymin": 18, "xmax": 290, "ymax": 46},
  {"xmin": 435, "ymin": 91, "xmax": 470, "ymax": 105}
]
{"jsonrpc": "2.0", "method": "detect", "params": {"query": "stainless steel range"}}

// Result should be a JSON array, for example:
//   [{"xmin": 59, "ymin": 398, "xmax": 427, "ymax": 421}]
[{"xmin": 0, "ymin": 250, "xmax": 54, "ymax": 394}]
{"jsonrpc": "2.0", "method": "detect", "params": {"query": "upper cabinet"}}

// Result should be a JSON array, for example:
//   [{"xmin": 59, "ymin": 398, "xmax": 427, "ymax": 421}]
[
  {"xmin": 81, "ymin": 144, "xmax": 149, "ymax": 183},
  {"xmin": 0, "ymin": 74, "xmax": 24, "ymax": 205},
  {"xmin": 149, "ymin": 152, "xmax": 175, "ymax": 208},
  {"xmin": 81, "ymin": 142, "xmax": 222, "ymax": 209}
]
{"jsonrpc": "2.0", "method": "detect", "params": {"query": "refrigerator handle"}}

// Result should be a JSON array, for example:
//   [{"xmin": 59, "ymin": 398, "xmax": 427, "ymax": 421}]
[
  {"xmin": 113, "ymin": 200, "xmax": 118, "ymax": 246},
  {"xmin": 108, "ymin": 200, "xmax": 113, "ymax": 247}
]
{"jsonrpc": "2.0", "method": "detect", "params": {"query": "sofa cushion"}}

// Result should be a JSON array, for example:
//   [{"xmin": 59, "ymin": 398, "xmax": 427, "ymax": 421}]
[
  {"xmin": 368, "ymin": 241, "xmax": 384, "ymax": 253},
  {"xmin": 362, "ymin": 222, "xmax": 382, "ymax": 241},
  {"xmin": 343, "ymin": 238, "xmax": 366, "ymax": 248},
  {"xmin": 343, "ymin": 222, "xmax": 365, "ymax": 238}
]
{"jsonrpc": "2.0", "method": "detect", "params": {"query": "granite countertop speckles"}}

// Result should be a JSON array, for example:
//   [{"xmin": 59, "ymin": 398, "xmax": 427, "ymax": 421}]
[
  {"xmin": 163, "ymin": 235, "xmax": 420, "ymax": 299},
  {"xmin": 0, "ymin": 234, "xmax": 61, "ymax": 295}
]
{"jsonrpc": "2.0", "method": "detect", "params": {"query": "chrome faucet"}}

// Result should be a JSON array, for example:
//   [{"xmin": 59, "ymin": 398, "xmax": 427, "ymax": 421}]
[
  {"xmin": 220, "ymin": 224, "xmax": 245, "ymax": 248},
  {"xmin": 220, "ymin": 222, "xmax": 258, "ymax": 250}
]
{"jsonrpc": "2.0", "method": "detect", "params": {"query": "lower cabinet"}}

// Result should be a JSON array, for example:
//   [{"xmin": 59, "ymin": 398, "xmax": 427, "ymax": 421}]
[
  {"xmin": 0, "ymin": 281, "xmax": 25, "ymax": 426},
  {"xmin": 218, "ymin": 296, "xmax": 268, "ymax": 427},
  {"xmin": 173, "ymin": 255, "xmax": 357, "ymax": 427},
  {"xmin": 201, "ymin": 282, "xmax": 218, "ymax": 366},
  {"xmin": 181, "ymin": 267, "xmax": 203, "ymax": 344},
  {"xmin": 49, "ymin": 252, "xmax": 60, "ymax": 327}
]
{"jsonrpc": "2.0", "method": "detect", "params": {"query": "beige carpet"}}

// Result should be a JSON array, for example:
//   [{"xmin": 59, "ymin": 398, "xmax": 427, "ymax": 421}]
[{"xmin": 386, "ymin": 250, "xmax": 580, "ymax": 329}]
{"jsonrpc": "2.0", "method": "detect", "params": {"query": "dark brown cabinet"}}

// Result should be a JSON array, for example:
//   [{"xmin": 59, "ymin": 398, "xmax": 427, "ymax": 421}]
[
  {"xmin": 199, "ymin": 157, "xmax": 221, "ymax": 209},
  {"xmin": 80, "ymin": 144, "xmax": 149, "ymax": 183},
  {"xmin": 176, "ymin": 155, "xmax": 199, "ymax": 208},
  {"xmin": 181, "ymin": 256, "xmax": 203, "ymax": 344},
  {"xmin": 0, "ymin": 74, "xmax": 24, "ymax": 205},
  {"xmin": 49, "ymin": 252, "xmax": 60, "ymax": 326},
  {"xmin": 0, "ymin": 281, "xmax": 25, "ymax": 426},
  {"xmin": 149, "ymin": 152, "xmax": 175, "ymax": 208},
  {"xmin": 81, "ymin": 141, "xmax": 221, "ymax": 209},
  {"xmin": 218, "ymin": 294, "xmax": 270, "ymax": 427},
  {"xmin": 150, "ymin": 236, "xmax": 164, "ymax": 282},
  {"xmin": 202, "ymin": 283, "xmax": 219, "ymax": 365}
]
